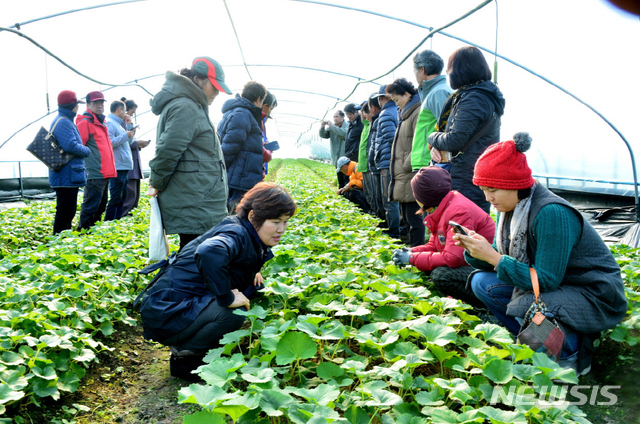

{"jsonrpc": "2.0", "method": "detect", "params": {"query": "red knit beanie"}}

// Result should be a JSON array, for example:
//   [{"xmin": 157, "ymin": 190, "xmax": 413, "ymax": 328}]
[{"xmin": 473, "ymin": 132, "xmax": 535, "ymax": 190}]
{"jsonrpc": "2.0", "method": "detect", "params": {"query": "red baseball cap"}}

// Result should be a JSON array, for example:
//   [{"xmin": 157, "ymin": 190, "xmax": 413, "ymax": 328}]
[
  {"xmin": 57, "ymin": 90, "xmax": 85, "ymax": 106},
  {"xmin": 85, "ymin": 91, "xmax": 106, "ymax": 103},
  {"xmin": 191, "ymin": 56, "xmax": 232, "ymax": 95}
]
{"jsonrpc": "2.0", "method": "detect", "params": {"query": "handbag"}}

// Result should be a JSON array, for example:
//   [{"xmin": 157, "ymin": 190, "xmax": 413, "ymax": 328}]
[
  {"xmin": 516, "ymin": 268, "xmax": 565, "ymax": 361},
  {"xmin": 433, "ymin": 111, "xmax": 498, "ymax": 168},
  {"xmin": 26, "ymin": 117, "xmax": 73, "ymax": 172},
  {"xmin": 148, "ymin": 196, "xmax": 170, "ymax": 262}
]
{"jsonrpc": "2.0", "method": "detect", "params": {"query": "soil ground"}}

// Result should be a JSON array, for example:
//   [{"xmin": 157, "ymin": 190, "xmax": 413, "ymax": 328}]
[{"xmin": 7, "ymin": 321, "xmax": 639, "ymax": 423}]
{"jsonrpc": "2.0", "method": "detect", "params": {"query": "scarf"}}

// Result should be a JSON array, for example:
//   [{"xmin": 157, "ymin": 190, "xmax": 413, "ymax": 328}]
[{"xmin": 495, "ymin": 184, "xmax": 536, "ymax": 264}]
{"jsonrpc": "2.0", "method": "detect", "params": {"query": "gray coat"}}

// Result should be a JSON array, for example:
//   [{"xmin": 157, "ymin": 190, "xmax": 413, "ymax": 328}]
[{"xmin": 149, "ymin": 71, "xmax": 228, "ymax": 235}]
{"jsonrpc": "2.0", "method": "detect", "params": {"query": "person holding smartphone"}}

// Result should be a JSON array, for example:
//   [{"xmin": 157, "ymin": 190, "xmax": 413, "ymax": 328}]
[
  {"xmin": 392, "ymin": 166, "xmax": 495, "ymax": 306},
  {"xmin": 454, "ymin": 132, "xmax": 627, "ymax": 376}
]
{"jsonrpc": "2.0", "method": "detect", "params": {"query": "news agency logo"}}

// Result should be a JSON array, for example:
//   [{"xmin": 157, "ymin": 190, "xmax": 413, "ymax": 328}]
[{"xmin": 490, "ymin": 385, "xmax": 620, "ymax": 407}]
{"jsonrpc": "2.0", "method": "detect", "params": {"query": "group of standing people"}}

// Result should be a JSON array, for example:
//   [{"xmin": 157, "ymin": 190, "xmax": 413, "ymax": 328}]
[
  {"xmin": 327, "ymin": 46, "xmax": 504, "ymax": 244},
  {"xmin": 48, "ymin": 91, "xmax": 149, "ymax": 234}
]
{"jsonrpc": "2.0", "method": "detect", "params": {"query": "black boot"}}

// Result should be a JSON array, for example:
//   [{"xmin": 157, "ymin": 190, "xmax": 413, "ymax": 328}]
[{"xmin": 169, "ymin": 353, "xmax": 205, "ymax": 383}]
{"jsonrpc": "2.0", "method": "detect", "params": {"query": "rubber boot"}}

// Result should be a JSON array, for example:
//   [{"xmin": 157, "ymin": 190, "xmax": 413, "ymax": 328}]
[{"xmin": 169, "ymin": 353, "xmax": 205, "ymax": 383}]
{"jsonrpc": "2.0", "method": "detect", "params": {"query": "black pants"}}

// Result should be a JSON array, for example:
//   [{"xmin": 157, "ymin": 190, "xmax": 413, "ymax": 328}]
[
  {"xmin": 179, "ymin": 234, "xmax": 199, "ymax": 252},
  {"xmin": 121, "ymin": 178, "xmax": 140, "ymax": 217},
  {"xmin": 161, "ymin": 300, "xmax": 247, "ymax": 353},
  {"xmin": 342, "ymin": 188, "xmax": 370, "ymax": 212},
  {"xmin": 53, "ymin": 187, "xmax": 79, "ymax": 234},
  {"xmin": 430, "ymin": 266, "xmax": 484, "ymax": 308},
  {"xmin": 401, "ymin": 201, "xmax": 426, "ymax": 247},
  {"xmin": 78, "ymin": 179, "xmax": 109, "ymax": 230}
]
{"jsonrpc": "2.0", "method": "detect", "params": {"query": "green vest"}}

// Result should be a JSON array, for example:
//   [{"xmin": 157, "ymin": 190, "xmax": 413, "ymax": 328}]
[
  {"xmin": 357, "ymin": 119, "xmax": 371, "ymax": 172},
  {"xmin": 411, "ymin": 108, "xmax": 436, "ymax": 169}
]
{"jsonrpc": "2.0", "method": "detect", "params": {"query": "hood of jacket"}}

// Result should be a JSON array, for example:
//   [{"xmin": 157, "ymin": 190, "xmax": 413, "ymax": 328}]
[
  {"xmin": 150, "ymin": 71, "xmax": 209, "ymax": 116},
  {"xmin": 464, "ymin": 80, "xmax": 506, "ymax": 116},
  {"xmin": 221, "ymin": 94, "xmax": 263, "ymax": 124}
]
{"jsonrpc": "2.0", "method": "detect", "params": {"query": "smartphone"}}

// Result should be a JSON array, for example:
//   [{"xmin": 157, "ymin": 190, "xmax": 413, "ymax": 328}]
[
  {"xmin": 449, "ymin": 220, "xmax": 468, "ymax": 236},
  {"xmin": 131, "ymin": 125, "xmax": 139, "ymax": 130}
]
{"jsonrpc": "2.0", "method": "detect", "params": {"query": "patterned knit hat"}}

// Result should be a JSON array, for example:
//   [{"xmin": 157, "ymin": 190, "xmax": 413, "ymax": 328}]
[
  {"xmin": 411, "ymin": 166, "xmax": 452, "ymax": 208},
  {"xmin": 473, "ymin": 132, "xmax": 535, "ymax": 190}
]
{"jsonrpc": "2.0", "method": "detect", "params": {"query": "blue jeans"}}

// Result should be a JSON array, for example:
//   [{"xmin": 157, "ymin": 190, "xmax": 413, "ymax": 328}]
[
  {"xmin": 78, "ymin": 178, "xmax": 109, "ymax": 230},
  {"xmin": 106, "ymin": 170, "xmax": 129, "ymax": 221},
  {"xmin": 379, "ymin": 169, "xmax": 400, "ymax": 238},
  {"xmin": 471, "ymin": 271, "xmax": 580, "ymax": 359}
]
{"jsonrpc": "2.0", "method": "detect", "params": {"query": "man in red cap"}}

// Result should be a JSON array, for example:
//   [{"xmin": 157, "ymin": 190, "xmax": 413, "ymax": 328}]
[{"xmin": 76, "ymin": 91, "xmax": 117, "ymax": 230}]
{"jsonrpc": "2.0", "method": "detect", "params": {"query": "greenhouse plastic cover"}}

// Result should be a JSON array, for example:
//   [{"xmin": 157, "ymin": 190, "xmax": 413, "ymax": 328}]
[{"xmin": 0, "ymin": 0, "xmax": 638, "ymax": 198}]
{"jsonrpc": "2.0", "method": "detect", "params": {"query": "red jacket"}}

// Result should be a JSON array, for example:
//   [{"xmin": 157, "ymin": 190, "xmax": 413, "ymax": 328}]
[
  {"xmin": 76, "ymin": 110, "xmax": 116, "ymax": 179},
  {"xmin": 409, "ymin": 191, "xmax": 495, "ymax": 271}
]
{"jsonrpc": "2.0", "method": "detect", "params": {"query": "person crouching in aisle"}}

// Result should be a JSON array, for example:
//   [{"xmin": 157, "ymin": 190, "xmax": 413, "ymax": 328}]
[
  {"xmin": 392, "ymin": 166, "xmax": 495, "ymax": 307},
  {"xmin": 336, "ymin": 156, "xmax": 370, "ymax": 213}
]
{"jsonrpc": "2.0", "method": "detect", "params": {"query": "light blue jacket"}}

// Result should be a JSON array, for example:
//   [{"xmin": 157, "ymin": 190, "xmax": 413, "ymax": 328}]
[{"xmin": 106, "ymin": 113, "xmax": 134, "ymax": 170}]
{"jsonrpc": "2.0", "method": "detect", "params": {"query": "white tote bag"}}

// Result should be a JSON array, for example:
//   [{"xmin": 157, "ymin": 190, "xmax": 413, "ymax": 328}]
[{"xmin": 148, "ymin": 196, "xmax": 169, "ymax": 262}]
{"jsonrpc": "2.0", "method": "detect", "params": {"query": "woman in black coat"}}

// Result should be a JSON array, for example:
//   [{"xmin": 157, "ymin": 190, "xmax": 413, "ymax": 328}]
[
  {"xmin": 428, "ymin": 46, "xmax": 506, "ymax": 213},
  {"xmin": 139, "ymin": 182, "xmax": 296, "ymax": 381}
]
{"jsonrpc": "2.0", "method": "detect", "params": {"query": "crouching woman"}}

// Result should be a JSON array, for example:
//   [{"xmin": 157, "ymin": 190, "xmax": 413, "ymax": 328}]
[
  {"xmin": 392, "ymin": 166, "xmax": 495, "ymax": 307},
  {"xmin": 138, "ymin": 182, "xmax": 296, "ymax": 381},
  {"xmin": 455, "ymin": 133, "xmax": 627, "ymax": 375}
]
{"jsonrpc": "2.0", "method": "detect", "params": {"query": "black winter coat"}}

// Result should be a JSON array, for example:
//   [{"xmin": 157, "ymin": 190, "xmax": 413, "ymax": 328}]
[
  {"xmin": 428, "ymin": 81, "xmax": 505, "ymax": 213},
  {"xmin": 372, "ymin": 101, "xmax": 398, "ymax": 171},
  {"xmin": 139, "ymin": 216, "xmax": 273, "ymax": 342},
  {"xmin": 219, "ymin": 95, "xmax": 265, "ymax": 192},
  {"xmin": 345, "ymin": 115, "xmax": 364, "ymax": 162}
]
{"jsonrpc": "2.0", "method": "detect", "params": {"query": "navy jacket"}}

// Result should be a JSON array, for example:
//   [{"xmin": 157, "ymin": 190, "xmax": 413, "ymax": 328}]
[
  {"xmin": 345, "ymin": 115, "xmax": 364, "ymax": 162},
  {"xmin": 372, "ymin": 101, "xmax": 398, "ymax": 170},
  {"xmin": 139, "ymin": 216, "xmax": 273, "ymax": 342},
  {"xmin": 48, "ymin": 108, "xmax": 91, "ymax": 188},
  {"xmin": 218, "ymin": 95, "xmax": 265, "ymax": 192}
]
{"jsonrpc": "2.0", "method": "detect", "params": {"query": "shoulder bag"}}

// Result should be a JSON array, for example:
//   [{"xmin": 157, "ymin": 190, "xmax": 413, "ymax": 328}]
[
  {"xmin": 516, "ymin": 267, "xmax": 565, "ymax": 361},
  {"xmin": 26, "ymin": 117, "xmax": 73, "ymax": 172}
]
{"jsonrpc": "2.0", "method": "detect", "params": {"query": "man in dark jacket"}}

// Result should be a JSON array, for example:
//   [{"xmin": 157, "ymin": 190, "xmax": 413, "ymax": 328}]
[
  {"xmin": 219, "ymin": 81, "xmax": 268, "ymax": 212},
  {"xmin": 344, "ymin": 103, "xmax": 363, "ymax": 162},
  {"xmin": 371, "ymin": 85, "xmax": 400, "ymax": 238}
]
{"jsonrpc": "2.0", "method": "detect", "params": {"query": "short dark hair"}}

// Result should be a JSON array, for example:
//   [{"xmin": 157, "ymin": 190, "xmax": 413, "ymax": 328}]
[
  {"xmin": 263, "ymin": 91, "xmax": 278, "ymax": 107},
  {"xmin": 335, "ymin": 110, "xmax": 345, "ymax": 118},
  {"xmin": 110, "ymin": 100, "xmax": 125, "ymax": 113},
  {"xmin": 386, "ymin": 78, "xmax": 417, "ymax": 96},
  {"xmin": 236, "ymin": 182, "xmax": 297, "ymax": 229},
  {"xmin": 121, "ymin": 97, "xmax": 138, "ymax": 112},
  {"xmin": 361, "ymin": 102, "xmax": 370, "ymax": 114},
  {"xmin": 344, "ymin": 103, "xmax": 357, "ymax": 114},
  {"xmin": 447, "ymin": 46, "xmax": 492, "ymax": 90},
  {"xmin": 368, "ymin": 95, "xmax": 380, "ymax": 110},
  {"xmin": 413, "ymin": 50, "xmax": 445, "ymax": 76},
  {"xmin": 241, "ymin": 81, "xmax": 268, "ymax": 103},
  {"xmin": 517, "ymin": 187, "xmax": 532, "ymax": 200}
]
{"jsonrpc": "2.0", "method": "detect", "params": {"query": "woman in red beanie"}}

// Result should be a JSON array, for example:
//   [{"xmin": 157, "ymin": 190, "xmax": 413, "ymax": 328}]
[
  {"xmin": 454, "ymin": 132, "xmax": 627, "ymax": 376},
  {"xmin": 392, "ymin": 166, "xmax": 495, "ymax": 307}
]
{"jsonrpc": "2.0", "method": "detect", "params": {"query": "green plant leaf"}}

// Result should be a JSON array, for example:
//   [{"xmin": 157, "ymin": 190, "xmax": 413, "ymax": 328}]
[
  {"xmin": 182, "ymin": 410, "xmax": 226, "ymax": 424},
  {"xmin": 373, "ymin": 305, "xmax": 408, "ymax": 321},
  {"xmin": 212, "ymin": 405, "xmax": 250, "ymax": 422},
  {"xmin": 0, "ymin": 384, "xmax": 24, "ymax": 405},
  {"xmin": 344, "ymin": 404, "xmax": 371, "ymax": 424},
  {"xmin": 259, "ymin": 389, "xmax": 295, "ymax": 416},
  {"xmin": 316, "ymin": 362, "xmax": 344, "ymax": 380},
  {"xmin": 275, "ymin": 332, "xmax": 318, "ymax": 365},
  {"xmin": 482, "ymin": 359, "xmax": 513, "ymax": 384},
  {"xmin": 365, "ymin": 388, "xmax": 403, "ymax": 407},
  {"xmin": 478, "ymin": 406, "xmax": 527, "ymax": 424},
  {"xmin": 292, "ymin": 383, "xmax": 340, "ymax": 406},
  {"xmin": 413, "ymin": 322, "xmax": 457, "ymax": 346}
]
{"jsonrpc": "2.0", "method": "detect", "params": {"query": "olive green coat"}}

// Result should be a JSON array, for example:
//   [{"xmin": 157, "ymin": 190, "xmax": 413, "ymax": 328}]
[{"xmin": 149, "ymin": 71, "xmax": 228, "ymax": 235}]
